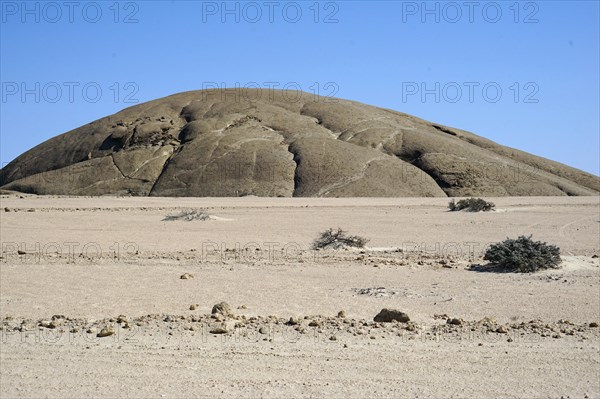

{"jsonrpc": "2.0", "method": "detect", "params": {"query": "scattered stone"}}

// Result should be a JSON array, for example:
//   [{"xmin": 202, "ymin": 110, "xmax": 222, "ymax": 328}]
[
  {"xmin": 48, "ymin": 320, "xmax": 60, "ymax": 329},
  {"xmin": 212, "ymin": 313, "xmax": 224, "ymax": 322},
  {"xmin": 479, "ymin": 316, "xmax": 497, "ymax": 324},
  {"xmin": 211, "ymin": 302, "xmax": 233, "ymax": 317},
  {"xmin": 97, "ymin": 326, "xmax": 114, "ymax": 337},
  {"xmin": 373, "ymin": 309, "xmax": 410, "ymax": 323}
]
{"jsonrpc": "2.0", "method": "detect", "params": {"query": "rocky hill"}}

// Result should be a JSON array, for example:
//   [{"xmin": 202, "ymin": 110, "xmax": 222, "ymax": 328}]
[{"xmin": 1, "ymin": 89, "xmax": 598, "ymax": 197}]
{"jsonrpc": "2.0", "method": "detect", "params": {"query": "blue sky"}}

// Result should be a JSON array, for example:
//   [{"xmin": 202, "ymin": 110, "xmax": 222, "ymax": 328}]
[{"xmin": 1, "ymin": 0, "xmax": 599, "ymax": 174}]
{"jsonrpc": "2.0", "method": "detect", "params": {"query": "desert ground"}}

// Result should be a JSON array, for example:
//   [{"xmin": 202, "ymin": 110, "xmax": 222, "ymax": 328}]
[{"xmin": 0, "ymin": 195, "xmax": 599, "ymax": 398}]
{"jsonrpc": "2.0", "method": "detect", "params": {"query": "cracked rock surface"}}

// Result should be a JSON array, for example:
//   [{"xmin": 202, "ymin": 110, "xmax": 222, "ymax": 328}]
[{"xmin": 1, "ymin": 89, "xmax": 598, "ymax": 197}]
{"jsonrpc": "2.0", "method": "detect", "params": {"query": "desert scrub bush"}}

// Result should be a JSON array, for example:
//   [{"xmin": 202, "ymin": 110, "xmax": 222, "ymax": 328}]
[
  {"xmin": 312, "ymin": 228, "xmax": 369, "ymax": 250},
  {"xmin": 448, "ymin": 197, "xmax": 495, "ymax": 212},
  {"xmin": 163, "ymin": 209, "xmax": 210, "ymax": 221},
  {"xmin": 483, "ymin": 235, "xmax": 561, "ymax": 272}
]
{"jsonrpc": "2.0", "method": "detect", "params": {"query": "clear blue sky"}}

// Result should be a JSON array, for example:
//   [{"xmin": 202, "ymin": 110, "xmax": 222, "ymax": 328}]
[{"xmin": 1, "ymin": 0, "xmax": 599, "ymax": 175}]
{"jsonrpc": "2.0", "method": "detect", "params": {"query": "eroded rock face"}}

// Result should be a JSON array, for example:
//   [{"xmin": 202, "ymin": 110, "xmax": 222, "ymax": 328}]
[{"xmin": 1, "ymin": 89, "xmax": 598, "ymax": 197}]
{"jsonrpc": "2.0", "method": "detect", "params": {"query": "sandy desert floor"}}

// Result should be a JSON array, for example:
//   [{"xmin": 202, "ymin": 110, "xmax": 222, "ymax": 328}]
[{"xmin": 0, "ymin": 195, "xmax": 599, "ymax": 398}]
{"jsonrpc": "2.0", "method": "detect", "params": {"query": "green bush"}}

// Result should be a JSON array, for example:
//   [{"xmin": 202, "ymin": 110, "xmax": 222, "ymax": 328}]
[
  {"xmin": 312, "ymin": 228, "xmax": 369, "ymax": 250},
  {"xmin": 449, "ymin": 198, "xmax": 495, "ymax": 212},
  {"xmin": 483, "ymin": 235, "xmax": 561, "ymax": 272}
]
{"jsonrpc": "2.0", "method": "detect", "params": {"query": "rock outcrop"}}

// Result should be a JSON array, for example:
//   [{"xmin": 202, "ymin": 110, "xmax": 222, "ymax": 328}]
[{"xmin": 1, "ymin": 89, "xmax": 598, "ymax": 197}]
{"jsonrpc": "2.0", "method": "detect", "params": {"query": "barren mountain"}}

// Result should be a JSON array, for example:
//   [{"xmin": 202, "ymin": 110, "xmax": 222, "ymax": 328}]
[{"xmin": 1, "ymin": 89, "xmax": 598, "ymax": 197}]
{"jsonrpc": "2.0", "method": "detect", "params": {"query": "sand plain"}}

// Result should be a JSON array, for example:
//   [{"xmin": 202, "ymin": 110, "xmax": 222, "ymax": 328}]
[{"xmin": 0, "ymin": 195, "xmax": 599, "ymax": 398}]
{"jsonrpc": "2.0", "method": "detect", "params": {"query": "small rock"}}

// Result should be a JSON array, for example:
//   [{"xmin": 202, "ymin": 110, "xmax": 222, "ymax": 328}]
[
  {"xmin": 180, "ymin": 273, "xmax": 193, "ymax": 280},
  {"xmin": 4, "ymin": 207, "xmax": 10, "ymax": 212},
  {"xmin": 210, "ymin": 327, "xmax": 228, "ymax": 334},
  {"xmin": 337, "ymin": 310, "xmax": 346, "ymax": 318},
  {"xmin": 373, "ymin": 308, "xmax": 410, "ymax": 323},
  {"xmin": 447, "ymin": 318, "xmax": 462, "ymax": 326},
  {"xmin": 496, "ymin": 326, "xmax": 508, "ymax": 334},
  {"xmin": 258, "ymin": 326, "xmax": 268, "ymax": 334},
  {"xmin": 329, "ymin": 335, "xmax": 337, "ymax": 341},
  {"xmin": 212, "ymin": 313, "xmax": 224, "ymax": 322},
  {"xmin": 308, "ymin": 320, "xmax": 320, "ymax": 327},
  {"xmin": 287, "ymin": 317, "xmax": 300, "ymax": 326},
  {"xmin": 189, "ymin": 304, "xmax": 198, "ymax": 311},
  {"xmin": 97, "ymin": 326, "xmax": 114, "ymax": 337},
  {"xmin": 17, "ymin": 250, "xmax": 26, "ymax": 255},
  {"xmin": 211, "ymin": 302, "xmax": 233, "ymax": 317},
  {"xmin": 589, "ymin": 322, "xmax": 599, "ymax": 328}
]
